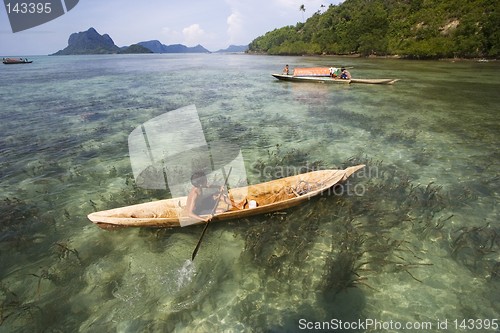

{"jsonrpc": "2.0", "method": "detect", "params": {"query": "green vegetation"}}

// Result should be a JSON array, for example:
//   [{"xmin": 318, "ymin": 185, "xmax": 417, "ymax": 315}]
[
  {"xmin": 249, "ymin": 0, "xmax": 500, "ymax": 58},
  {"xmin": 119, "ymin": 44, "xmax": 153, "ymax": 54}
]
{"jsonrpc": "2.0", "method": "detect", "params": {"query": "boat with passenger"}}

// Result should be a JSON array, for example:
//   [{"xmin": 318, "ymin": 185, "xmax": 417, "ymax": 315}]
[
  {"xmin": 2, "ymin": 58, "xmax": 33, "ymax": 64},
  {"xmin": 272, "ymin": 67, "xmax": 398, "ymax": 85}
]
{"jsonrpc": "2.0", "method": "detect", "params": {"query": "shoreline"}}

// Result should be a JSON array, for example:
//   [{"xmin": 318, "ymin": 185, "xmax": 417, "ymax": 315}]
[
  {"xmin": 3, "ymin": 52, "xmax": 497, "ymax": 63},
  {"xmin": 245, "ymin": 51, "xmax": 498, "ymax": 62}
]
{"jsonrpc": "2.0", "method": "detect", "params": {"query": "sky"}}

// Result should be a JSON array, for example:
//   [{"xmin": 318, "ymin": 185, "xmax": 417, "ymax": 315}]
[{"xmin": 0, "ymin": 0, "xmax": 342, "ymax": 55}]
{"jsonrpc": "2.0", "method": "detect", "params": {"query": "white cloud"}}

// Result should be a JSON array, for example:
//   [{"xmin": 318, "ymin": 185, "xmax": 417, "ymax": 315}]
[
  {"xmin": 273, "ymin": 0, "xmax": 297, "ymax": 9},
  {"xmin": 182, "ymin": 24, "xmax": 207, "ymax": 46},
  {"xmin": 227, "ymin": 10, "xmax": 243, "ymax": 44},
  {"xmin": 161, "ymin": 27, "xmax": 182, "ymax": 44}
]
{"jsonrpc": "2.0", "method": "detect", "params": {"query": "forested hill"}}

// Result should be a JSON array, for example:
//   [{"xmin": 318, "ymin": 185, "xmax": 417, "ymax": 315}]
[{"xmin": 248, "ymin": 0, "xmax": 499, "ymax": 58}]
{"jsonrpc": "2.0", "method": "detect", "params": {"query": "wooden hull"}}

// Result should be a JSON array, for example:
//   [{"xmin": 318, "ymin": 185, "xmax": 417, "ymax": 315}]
[
  {"xmin": 272, "ymin": 74, "xmax": 398, "ymax": 85},
  {"xmin": 350, "ymin": 78, "xmax": 399, "ymax": 84},
  {"xmin": 3, "ymin": 59, "xmax": 33, "ymax": 64},
  {"xmin": 88, "ymin": 165, "xmax": 365, "ymax": 228}
]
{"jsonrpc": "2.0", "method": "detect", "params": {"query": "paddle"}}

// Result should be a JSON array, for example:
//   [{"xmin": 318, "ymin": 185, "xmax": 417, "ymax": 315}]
[{"xmin": 191, "ymin": 167, "xmax": 233, "ymax": 261}]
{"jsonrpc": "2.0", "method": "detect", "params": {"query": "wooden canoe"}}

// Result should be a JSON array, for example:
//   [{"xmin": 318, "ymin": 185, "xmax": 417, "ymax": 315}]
[
  {"xmin": 272, "ymin": 74, "xmax": 398, "ymax": 85},
  {"xmin": 2, "ymin": 58, "xmax": 33, "ymax": 64},
  {"xmin": 88, "ymin": 165, "xmax": 365, "ymax": 229}
]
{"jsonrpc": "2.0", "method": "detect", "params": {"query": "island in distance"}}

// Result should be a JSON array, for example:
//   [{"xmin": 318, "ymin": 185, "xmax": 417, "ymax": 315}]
[
  {"xmin": 51, "ymin": 28, "xmax": 148, "ymax": 55},
  {"xmin": 51, "ymin": 27, "xmax": 248, "ymax": 55},
  {"xmin": 138, "ymin": 40, "xmax": 248, "ymax": 53},
  {"xmin": 215, "ymin": 44, "xmax": 249, "ymax": 53},
  {"xmin": 136, "ymin": 40, "xmax": 209, "ymax": 53}
]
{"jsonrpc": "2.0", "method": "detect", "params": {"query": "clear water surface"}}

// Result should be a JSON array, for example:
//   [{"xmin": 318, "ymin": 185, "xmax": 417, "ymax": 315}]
[{"xmin": 0, "ymin": 54, "xmax": 498, "ymax": 332}]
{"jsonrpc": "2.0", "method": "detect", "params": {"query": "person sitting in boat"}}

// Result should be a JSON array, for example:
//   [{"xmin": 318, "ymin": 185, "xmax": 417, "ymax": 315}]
[
  {"xmin": 282, "ymin": 64, "xmax": 289, "ymax": 75},
  {"xmin": 185, "ymin": 170, "xmax": 246, "ymax": 223},
  {"xmin": 340, "ymin": 68, "xmax": 351, "ymax": 80},
  {"xmin": 184, "ymin": 171, "xmax": 221, "ymax": 222}
]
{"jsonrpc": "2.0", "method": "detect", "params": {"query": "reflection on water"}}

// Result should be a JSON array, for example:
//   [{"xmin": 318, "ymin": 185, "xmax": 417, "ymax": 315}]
[{"xmin": 0, "ymin": 54, "xmax": 499, "ymax": 332}]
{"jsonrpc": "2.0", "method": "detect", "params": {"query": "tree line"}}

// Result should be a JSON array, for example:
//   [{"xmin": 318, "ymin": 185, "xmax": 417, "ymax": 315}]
[{"xmin": 248, "ymin": 0, "xmax": 499, "ymax": 58}]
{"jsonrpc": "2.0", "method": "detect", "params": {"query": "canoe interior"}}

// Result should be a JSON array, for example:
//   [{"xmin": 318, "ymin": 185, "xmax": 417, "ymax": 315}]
[{"xmin": 88, "ymin": 165, "xmax": 365, "ymax": 228}]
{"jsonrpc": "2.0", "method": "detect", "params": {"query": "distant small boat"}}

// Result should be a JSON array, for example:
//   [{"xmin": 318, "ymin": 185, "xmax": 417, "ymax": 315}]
[
  {"xmin": 88, "ymin": 165, "xmax": 365, "ymax": 229},
  {"xmin": 273, "ymin": 67, "xmax": 398, "ymax": 85},
  {"xmin": 272, "ymin": 74, "xmax": 398, "ymax": 85},
  {"xmin": 2, "ymin": 58, "xmax": 33, "ymax": 64}
]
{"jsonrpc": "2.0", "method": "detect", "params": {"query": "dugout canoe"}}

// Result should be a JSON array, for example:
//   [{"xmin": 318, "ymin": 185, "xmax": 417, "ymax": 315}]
[
  {"xmin": 88, "ymin": 165, "xmax": 365, "ymax": 229},
  {"xmin": 3, "ymin": 58, "xmax": 33, "ymax": 64},
  {"xmin": 272, "ymin": 74, "xmax": 398, "ymax": 85}
]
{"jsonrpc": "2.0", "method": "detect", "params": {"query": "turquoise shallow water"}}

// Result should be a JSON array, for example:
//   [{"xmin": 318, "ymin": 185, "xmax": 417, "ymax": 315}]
[{"xmin": 0, "ymin": 54, "xmax": 499, "ymax": 332}]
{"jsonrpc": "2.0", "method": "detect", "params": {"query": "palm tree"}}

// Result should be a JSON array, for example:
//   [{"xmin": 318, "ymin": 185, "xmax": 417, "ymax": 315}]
[{"xmin": 299, "ymin": 4, "xmax": 306, "ymax": 22}]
